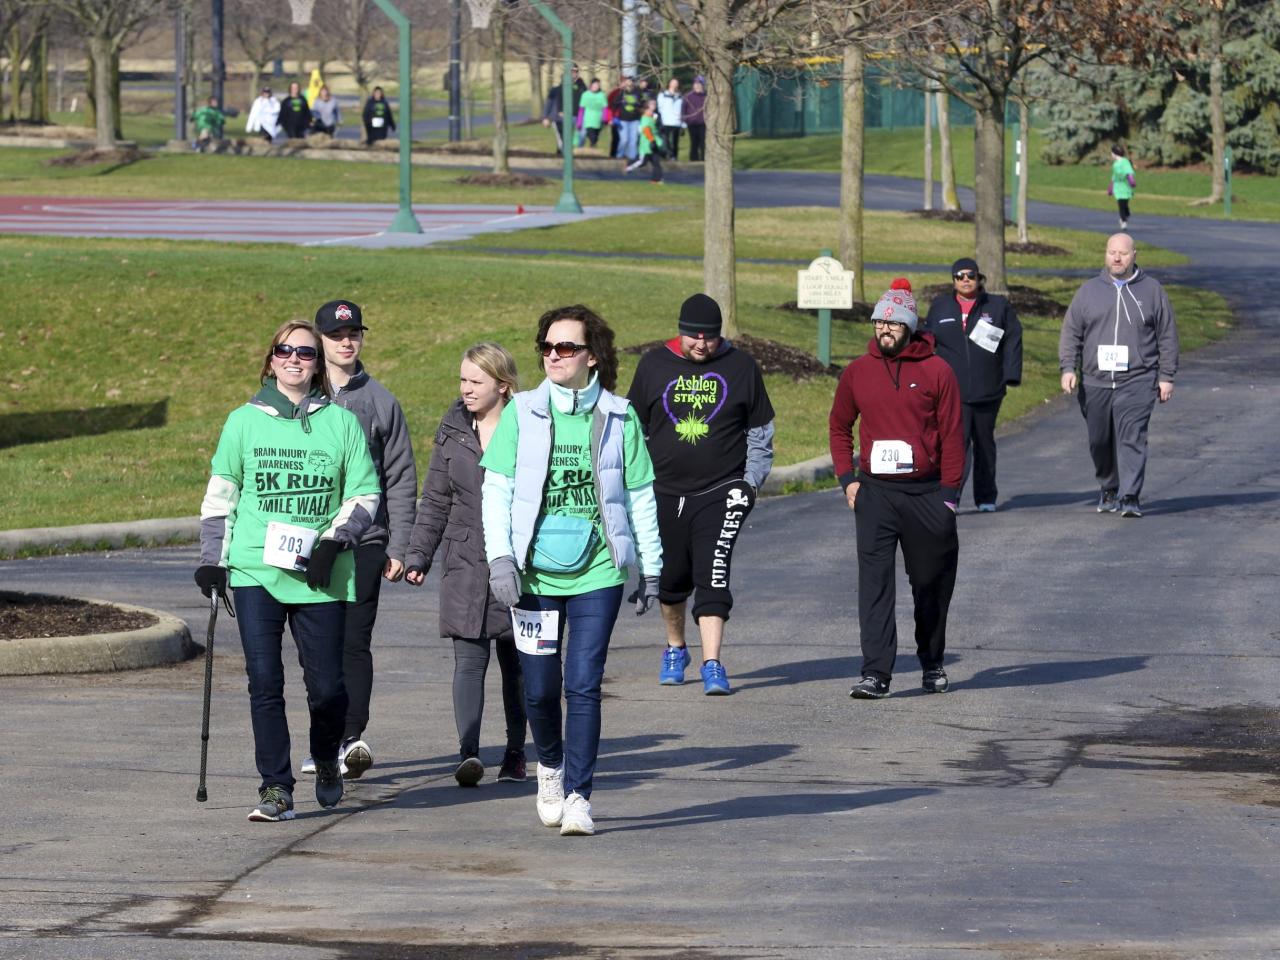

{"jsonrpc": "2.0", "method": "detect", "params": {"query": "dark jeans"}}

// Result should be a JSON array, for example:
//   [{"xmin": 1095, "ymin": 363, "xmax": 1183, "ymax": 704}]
[
  {"xmin": 961, "ymin": 399, "xmax": 1002, "ymax": 506},
  {"xmin": 453, "ymin": 636, "xmax": 526, "ymax": 758},
  {"xmin": 656, "ymin": 479, "xmax": 756, "ymax": 621},
  {"xmin": 233, "ymin": 586, "xmax": 347, "ymax": 793},
  {"xmin": 853, "ymin": 480, "xmax": 958, "ymax": 684},
  {"xmin": 515, "ymin": 584, "xmax": 623, "ymax": 799},
  {"xmin": 341, "ymin": 543, "xmax": 386, "ymax": 741},
  {"xmin": 686, "ymin": 123, "xmax": 706, "ymax": 161},
  {"xmin": 660, "ymin": 124, "xmax": 681, "ymax": 160}
]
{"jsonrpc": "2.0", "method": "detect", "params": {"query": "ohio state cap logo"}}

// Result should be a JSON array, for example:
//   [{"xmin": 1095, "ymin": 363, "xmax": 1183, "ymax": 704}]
[{"xmin": 335, "ymin": 303, "xmax": 353, "ymax": 323}]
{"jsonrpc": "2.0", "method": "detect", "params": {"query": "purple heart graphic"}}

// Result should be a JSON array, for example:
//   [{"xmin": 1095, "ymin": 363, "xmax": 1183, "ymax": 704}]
[{"xmin": 662, "ymin": 372, "xmax": 727, "ymax": 425}]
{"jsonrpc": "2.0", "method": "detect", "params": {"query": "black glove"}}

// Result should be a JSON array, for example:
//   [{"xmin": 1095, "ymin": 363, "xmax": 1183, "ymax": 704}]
[
  {"xmin": 488, "ymin": 555, "xmax": 522, "ymax": 608},
  {"xmin": 305, "ymin": 539, "xmax": 341, "ymax": 589},
  {"xmin": 194, "ymin": 565, "xmax": 228, "ymax": 599},
  {"xmin": 627, "ymin": 574, "xmax": 660, "ymax": 615}
]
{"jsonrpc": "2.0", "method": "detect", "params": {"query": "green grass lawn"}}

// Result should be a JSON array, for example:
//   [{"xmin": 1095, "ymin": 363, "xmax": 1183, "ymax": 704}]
[
  {"xmin": 734, "ymin": 127, "xmax": 1280, "ymax": 222},
  {"xmin": 0, "ymin": 235, "xmax": 1229, "ymax": 530}
]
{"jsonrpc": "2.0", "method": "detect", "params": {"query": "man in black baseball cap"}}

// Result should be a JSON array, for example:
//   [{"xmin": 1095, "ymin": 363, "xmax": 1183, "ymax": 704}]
[
  {"xmin": 315, "ymin": 300, "xmax": 367, "ymax": 335},
  {"xmin": 625, "ymin": 293, "xmax": 775, "ymax": 696}
]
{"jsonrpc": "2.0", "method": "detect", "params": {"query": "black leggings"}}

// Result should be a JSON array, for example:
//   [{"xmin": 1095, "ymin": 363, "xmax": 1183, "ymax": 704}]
[
  {"xmin": 452, "ymin": 636, "xmax": 526, "ymax": 758},
  {"xmin": 1117, "ymin": 198, "xmax": 1131, "ymax": 222}
]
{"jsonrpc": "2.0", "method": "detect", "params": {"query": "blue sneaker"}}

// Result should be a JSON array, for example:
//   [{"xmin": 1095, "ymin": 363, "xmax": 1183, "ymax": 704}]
[
  {"xmin": 660, "ymin": 645, "xmax": 691, "ymax": 685},
  {"xmin": 700, "ymin": 659, "xmax": 731, "ymax": 696}
]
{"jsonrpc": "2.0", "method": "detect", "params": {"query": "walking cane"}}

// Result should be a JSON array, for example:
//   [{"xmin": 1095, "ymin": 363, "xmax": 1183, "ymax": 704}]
[{"xmin": 196, "ymin": 590, "xmax": 233, "ymax": 802}]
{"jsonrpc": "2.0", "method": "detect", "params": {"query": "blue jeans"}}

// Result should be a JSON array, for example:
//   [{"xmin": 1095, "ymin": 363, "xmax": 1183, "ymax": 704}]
[
  {"xmin": 515, "ymin": 585, "xmax": 623, "ymax": 799},
  {"xmin": 618, "ymin": 120, "xmax": 640, "ymax": 160},
  {"xmin": 233, "ymin": 586, "xmax": 347, "ymax": 793}
]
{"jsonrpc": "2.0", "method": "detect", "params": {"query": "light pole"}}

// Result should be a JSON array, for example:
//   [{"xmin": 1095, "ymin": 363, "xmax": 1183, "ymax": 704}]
[
  {"xmin": 211, "ymin": 0, "xmax": 225, "ymax": 108},
  {"xmin": 448, "ymin": 0, "xmax": 461, "ymax": 142},
  {"xmin": 370, "ymin": 0, "xmax": 424, "ymax": 232},
  {"xmin": 527, "ymin": 0, "xmax": 582, "ymax": 214},
  {"xmin": 174, "ymin": 11, "xmax": 187, "ymax": 142}
]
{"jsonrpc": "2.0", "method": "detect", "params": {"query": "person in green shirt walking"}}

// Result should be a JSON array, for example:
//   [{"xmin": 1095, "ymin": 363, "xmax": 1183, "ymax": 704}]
[
  {"xmin": 577, "ymin": 78, "xmax": 607, "ymax": 148},
  {"xmin": 195, "ymin": 319, "xmax": 381, "ymax": 823},
  {"xmin": 480, "ymin": 305, "xmax": 663, "ymax": 837},
  {"xmin": 1108, "ymin": 144, "xmax": 1137, "ymax": 229},
  {"xmin": 191, "ymin": 96, "xmax": 225, "ymax": 151},
  {"xmin": 623, "ymin": 99, "xmax": 666, "ymax": 184}
]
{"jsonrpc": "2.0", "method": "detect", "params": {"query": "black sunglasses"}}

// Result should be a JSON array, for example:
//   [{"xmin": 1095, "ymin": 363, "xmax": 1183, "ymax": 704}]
[
  {"xmin": 953, "ymin": 271, "xmax": 978, "ymax": 281},
  {"xmin": 539, "ymin": 341, "xmax": 588, "ymax": 358},
  {"xmin": 272, "ymin": 343, "xmax": 319, "ymax": 361}
]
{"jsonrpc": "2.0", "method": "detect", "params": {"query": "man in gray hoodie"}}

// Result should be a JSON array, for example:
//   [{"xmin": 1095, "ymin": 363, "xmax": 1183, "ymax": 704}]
[
  {"xmin": 304, "ymin": 299, "xmax": 418, "ymax": 779},
  {"xmin": 1059, "ymin": 233, "xmax": 1178, "ymax": 518}
]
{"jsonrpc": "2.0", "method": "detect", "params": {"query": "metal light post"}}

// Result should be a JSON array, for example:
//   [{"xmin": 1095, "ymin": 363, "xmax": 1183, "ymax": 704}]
[
  {"xmin": 448, "ymin": 0, "xmax": 461, "ymax": 142},
  {"xmin": 211, "ymin": 0, "xmax": 225, "ymax": 108},
  {"xmin": 370, "ymin": 0, "xmax": 424, "ymax": 232},
  {"xmin": 527, "ymin": 0, "xmax": 582, "ymax": 214},
  {"xmin": 174, "ymin": 12, "xmax": 187, "ymax": 142},
  {"xmin": 1224, "ymin": 146, "xmax": 1233, "ymax": 219}
]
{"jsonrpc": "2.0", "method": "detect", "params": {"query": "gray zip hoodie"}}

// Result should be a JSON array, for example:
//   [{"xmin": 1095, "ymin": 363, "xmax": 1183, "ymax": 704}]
[
  {"xmin": 1059, "ymin": 266, "xmax": 1179, "ymax": 388},
  {"xmin": 329, "ymin": 362, "xmax": 417, "ymax": 562}
]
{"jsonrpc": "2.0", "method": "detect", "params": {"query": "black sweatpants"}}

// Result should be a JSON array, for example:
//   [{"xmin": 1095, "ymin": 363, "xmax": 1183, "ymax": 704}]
[
  {"xmin": 1081, "ymin": 373, "xmax": 1157, "ymax": 499},
  {"xmin": 687, "ymin": 124, "xmax": 705, "ymax": 161},
  {"xmin": 853, "ymin": 480, "xmax": 958, "ymax": 684},
  {"xmin": 660, "ymin": 124, "xmax": 681, "ymax": 160},
  {"xmin": 341, "ymin": 542, "xmax": 386, "ymax": 741},
  {"xmin": 452, "ymin": 636, "xmax": 526, "ymax": 759},
  {"xmin": 656, "ymin": 479, "xmax": 756, "ymax": 621},
  {"xmin": 961, "ymin": 399, "xmax": 1002, "ymax": 507}
]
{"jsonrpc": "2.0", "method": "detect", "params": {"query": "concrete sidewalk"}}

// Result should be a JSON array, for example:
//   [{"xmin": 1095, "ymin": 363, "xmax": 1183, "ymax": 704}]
[{"xmin": 2, "ymin": 315, "xmax": 1278, "ymax": 957}]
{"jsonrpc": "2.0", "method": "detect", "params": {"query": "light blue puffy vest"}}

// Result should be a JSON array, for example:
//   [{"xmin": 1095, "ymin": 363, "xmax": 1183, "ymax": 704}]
[{"xmin": 510, "ymin": 379, "xmax": 636, "ymax": 572}]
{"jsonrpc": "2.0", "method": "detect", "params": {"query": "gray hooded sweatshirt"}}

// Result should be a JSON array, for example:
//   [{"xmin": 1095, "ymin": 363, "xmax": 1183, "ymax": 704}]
[
  {"xmin": 1059, "ymin": 266, "xmax": 1179, "ymax": 389},
  {"xmin": 329, "ymin": 362, "xmax": 417, "ymax": 562}
]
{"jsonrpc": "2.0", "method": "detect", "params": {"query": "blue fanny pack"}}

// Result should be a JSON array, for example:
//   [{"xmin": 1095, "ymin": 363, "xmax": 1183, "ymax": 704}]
[{"xmin": 530, "ymin": 514, "xmax": 597, "ymax": 573}]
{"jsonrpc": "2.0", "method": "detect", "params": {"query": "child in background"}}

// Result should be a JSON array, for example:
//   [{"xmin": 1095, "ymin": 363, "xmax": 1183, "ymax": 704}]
[
  {"xmin": 578, "ymin": 79, "xmax": 607, "ymax": 148},
  {"xmin": 624, "ymin": 100, "xmax": 665, "ymax": 184}
]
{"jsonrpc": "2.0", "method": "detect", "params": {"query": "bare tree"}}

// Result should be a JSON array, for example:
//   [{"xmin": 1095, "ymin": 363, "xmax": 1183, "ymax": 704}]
[
  {"xmin": 2, "ymin": 0, "xmax": 52, "ymax": 122},
  {"xmin": 490, "ymin": 1, "xmax": 509, "ymax": 173},
  {"xmin": 935, "ymin": 86, "xmax": 958, "ymax": 210},
  {"xmin": 228, "ymin": 0, "xmax": 293, "ymax": 106},
  {"xmin": 312, "ymin": 0, "xmax": 384, "ymax": 97},
  {"xmin": 48, "ymin": 0, "xmax": 169, "ymax": 147}
]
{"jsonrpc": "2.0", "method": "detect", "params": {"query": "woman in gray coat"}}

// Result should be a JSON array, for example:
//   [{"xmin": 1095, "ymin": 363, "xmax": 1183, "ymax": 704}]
[{"xmin": 406, "ymin": 343, "xmax": 527, "ymax": 786}]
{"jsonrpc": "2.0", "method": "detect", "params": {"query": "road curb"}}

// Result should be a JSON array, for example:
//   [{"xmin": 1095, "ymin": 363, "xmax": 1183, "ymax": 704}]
[
  {"xmin": 0, "ymin": 594, "xmax": 196, "ymax": 676},
  {"xmin": 760, "ymin": 453, "xmax": 834, "ymax": 493},
  {"xmin": 0, "ymin": 517, "xmax": 201, "ymax": 557}
]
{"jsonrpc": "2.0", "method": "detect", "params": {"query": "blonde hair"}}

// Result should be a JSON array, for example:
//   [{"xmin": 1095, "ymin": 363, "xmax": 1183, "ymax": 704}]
[
  {"xmin": 463, "ymin": 341, "xmax": 519, "ymax": 402},
  {"xmin": 259, "ymin": 320, "xmax": 329, "ymax": 396}
]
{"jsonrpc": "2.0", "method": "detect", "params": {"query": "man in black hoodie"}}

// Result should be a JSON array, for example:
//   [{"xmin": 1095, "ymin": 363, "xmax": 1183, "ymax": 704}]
[
  {"xmin": 922, "ymin": 258, "xmax": 1022, "ymax": 512},
  {"xmin": 277, "ymin": 81, "xmax": 312, "ymax": 140}
]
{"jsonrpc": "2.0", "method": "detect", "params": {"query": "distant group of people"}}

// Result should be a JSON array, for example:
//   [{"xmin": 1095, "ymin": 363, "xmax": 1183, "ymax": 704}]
[
  {"xmin": 542, "ymin": 68, "xmax": 708, "ymax": 183},
  {"xmin": 190, "ymin": 82, "xmax": 397, "ymax": 150}
]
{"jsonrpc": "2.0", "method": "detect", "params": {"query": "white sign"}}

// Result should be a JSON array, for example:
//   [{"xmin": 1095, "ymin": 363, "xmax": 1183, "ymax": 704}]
[{"xmin": 797, "ymin": 256, "xmax": 855, "ymax": 310}]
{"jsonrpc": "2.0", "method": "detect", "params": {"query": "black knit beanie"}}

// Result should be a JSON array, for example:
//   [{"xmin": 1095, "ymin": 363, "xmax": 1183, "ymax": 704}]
[{"xmin": 678, "ymin": 293, "xmax": 723, "ymax": 338}]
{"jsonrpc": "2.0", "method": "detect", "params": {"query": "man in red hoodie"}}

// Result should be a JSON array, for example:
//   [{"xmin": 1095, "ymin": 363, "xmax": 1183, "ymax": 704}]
[{"xmin": 829, "ymin": 279, "xmax": 964, "ymax": 699}]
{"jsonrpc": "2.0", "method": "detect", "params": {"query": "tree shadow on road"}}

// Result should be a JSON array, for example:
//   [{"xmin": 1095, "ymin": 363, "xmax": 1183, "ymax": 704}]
[
  {"xmin": 1140, "ymin": 491, "xmax": 1280, "ymax": 515},
  {"xmin": 732, "ymin": 656, "xmax": 859, "ymax": 691},
  {"xmin": 994, "ymin": 490, "xmax": 1096, "ymax": 511},
  {"xmin": 962, "ymin": 655, "xmax": 1147, "ymax": 690},
  {"xmin": 600, "ymin": 786, "xmax": 938, "ymax": 833}
]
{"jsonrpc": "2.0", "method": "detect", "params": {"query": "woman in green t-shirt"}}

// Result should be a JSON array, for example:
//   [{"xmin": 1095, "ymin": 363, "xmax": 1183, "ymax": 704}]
[
  {"xmin": 195, "ymin": 319, "xmax": 381, "ymax": 823},
  {"xmin": 1108, "ymin": 144, "xmax": 1137, "ymax": 229},
  {"xmin": 480, "ymin": 305, "xmax": 663, "ymax": 837}
]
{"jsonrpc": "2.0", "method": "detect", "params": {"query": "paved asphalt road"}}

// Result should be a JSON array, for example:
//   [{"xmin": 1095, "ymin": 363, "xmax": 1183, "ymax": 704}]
[{"xmin": 1, "ymin": 174, "xmax": 1278, "ymax": 958}]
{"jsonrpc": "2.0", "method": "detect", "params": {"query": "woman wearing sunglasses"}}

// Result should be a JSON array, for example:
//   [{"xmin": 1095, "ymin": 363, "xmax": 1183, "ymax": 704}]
[
  {"xmin": 195, "ymin": 319, "xmax": 381, "ymax": 822},
  {"xmin": 405, "ymin": 342, "xmax": 529, "ymax": 788},
  {"xmin": 480, "ymin": 305, "xmax": 662, "ymax": 836}
]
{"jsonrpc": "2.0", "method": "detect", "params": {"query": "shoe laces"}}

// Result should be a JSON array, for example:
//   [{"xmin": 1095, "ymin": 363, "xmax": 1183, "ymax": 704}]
[
  {"xmin": 663, "ymin": 646, "xmax": 685, "ymax": 667},
  {"xmin": 703, "ymin": 660, "xmax": 726, "ymax": 682},
  {"xmin": 260, "ymin": 785, "xmax": 290, "ymax": 808},
  {"xmin": 315, "ymin": 761, "xmax": 341, "ymax": 785},
  {"xmin": 538, "ymin": 767, "xmax": 563, "ymax": 803}
]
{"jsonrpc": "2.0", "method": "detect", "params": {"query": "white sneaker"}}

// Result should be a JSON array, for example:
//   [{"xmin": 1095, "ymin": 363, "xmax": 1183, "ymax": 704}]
[
  {"xmin": 536, "ymin": 763, "xmax": 565, "ymax": 827},
  {"xmin": 301, "ymin": 755, "xmax": 316, "ymax": 775},
  {"xmin": 340, "ymin": 738, "xmax": 372, "ymax": 779},
  {"xmin": 560, "ymin": 792, "xmax": 594, "ymax": 836}
]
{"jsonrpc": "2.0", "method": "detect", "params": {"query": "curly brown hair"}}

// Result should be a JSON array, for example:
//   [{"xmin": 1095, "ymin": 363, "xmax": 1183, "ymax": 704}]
[{"xmin": 534, "ymin": 304, "xmax": 618, "ymax": 391}]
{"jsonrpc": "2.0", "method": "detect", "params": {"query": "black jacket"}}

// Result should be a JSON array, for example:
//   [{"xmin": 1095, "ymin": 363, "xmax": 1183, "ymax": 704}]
[
  {"xmin": 922, "ymin": 289, "xmax": 1023, "ymax": 404},
  {"xmin": 404, "ymin": 400, "xmax": 512, "ymax": 641},
  {"xmin": 277, "ymin": 94, "xmax": 311, "ymax": 138}
]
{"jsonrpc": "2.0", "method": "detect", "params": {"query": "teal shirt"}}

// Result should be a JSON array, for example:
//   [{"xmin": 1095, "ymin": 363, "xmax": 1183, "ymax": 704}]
[
  {"xmin": 1111, "ymin": 157, "xmax": 1135, "ymax": 201},
  {"xmin": 481, "ymin": 399, "xmax": 654, "ymax": 596},
  {"xmin": 209, "ymin": 403, "xmax": 380, "ymax": 603},
  {"xmin": 580, "ymin": 90, "xmax": 607, "ymax": 129}
]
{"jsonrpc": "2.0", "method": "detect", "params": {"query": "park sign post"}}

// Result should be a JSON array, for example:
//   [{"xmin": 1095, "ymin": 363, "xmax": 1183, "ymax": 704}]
[{"xmin": 797, "ymin": 250, "xmax": 854, "ymax": 367}]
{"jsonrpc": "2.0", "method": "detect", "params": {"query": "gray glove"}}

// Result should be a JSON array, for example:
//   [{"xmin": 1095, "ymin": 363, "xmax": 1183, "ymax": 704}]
[
  {"xmin": 488, "ymin": 555, "xmax": 522, "ymax": 608},
  {"xmin": 627, "ymin": 574, "xmax": 660, "ymax": 615}
]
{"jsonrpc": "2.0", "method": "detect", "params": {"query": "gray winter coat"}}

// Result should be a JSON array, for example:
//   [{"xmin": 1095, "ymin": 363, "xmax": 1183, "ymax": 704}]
[
  {"xmin": 1059, "ymin": 267, "xmax": 1179, "ymax": 389},
  {"xmin": 405, "ymin": 399, "xmax": 512, "ymax": 641},
  {"xmin": 329, "ymin": 363, "xmax": 417, "ymax": 562}
]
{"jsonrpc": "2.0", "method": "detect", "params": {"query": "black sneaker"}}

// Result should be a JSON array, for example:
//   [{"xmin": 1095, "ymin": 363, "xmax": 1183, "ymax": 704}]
[
  {"xmin": 247, "ymin": 785, "xmax": 294, "ymax": 822},
  {"xmin": 849, "ymin": 676, "xmax": 890, "ymax": 699},
  {"xmin": 1120, "ymin": 496, "xmax": 1142, "ymax": 518},
  {"xmin": 1097, "ymin": 490, "xmax": 1119, "ymax": 513},
  {"xmin": 314, "ymin": 759, "xmax": 344, "ymax": 809},
  {"xmin": 497, "ymin": 749, "xmax": 527, "ymax": 783},
  {"xmin": 922, "ymin": 668, "xmax": 950, "ymax": 693},
  {"xmin": 455, "ymin": 755, "xmax": 484, "ymax": 787}
]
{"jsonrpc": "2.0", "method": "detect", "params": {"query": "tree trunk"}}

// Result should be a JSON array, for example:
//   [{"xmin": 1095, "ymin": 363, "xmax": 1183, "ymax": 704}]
[
  {"xmin": 923, "ymin": 86, "xmax": 933, "ymax": 211},
  {"xmin": 1016, "ymin": 98, "xmax": 1029, "ymax": 244},
  {"xmin": 30, "ymin": 32, "xmax": 49, "ymax": 123},
  {"xmin": 491, "ymin": 9, "xmax": 509, "ymax": 174},
  {"xmin": 248, "ymin": 64, "xmax": 264, "ymax": 108},
  {"xmin": 838, "ymin": 40, "xmax": 865, "ymax": 303},
  {"xmin": 702, "ymin": 39, "xmax": 738, "ymax": 335},
  {"xmin": 527, "ymin": 55, "xmax": 543, "ymax": 119},
  {"xmin": 937, "ymin": 88, "xmax": 958, "ymax": 211},
  {"xmin": 6, "ymin": 31, "xmax": 21, "ymax": 122},
  {"xmin": 973, "ymin": 98, "xmax": 1006, "ymax": 293},
  {"xmin": 1206, "ymin": 3, "xmax": 1225, "ymax": 203},
  {"xmin": 85, "ymin": 47, "xmax": 97, "ymax": 129},
  {"xmin": 110, "ymin": 47, "xmax": 123, "ymax": 140},
  {"xmin": 462, "ymin": 34, "xmax": 474, "ymax": 139},
  {"xmin": 88, "ymin": 34, "xmax": 116, "ymax": 147}
]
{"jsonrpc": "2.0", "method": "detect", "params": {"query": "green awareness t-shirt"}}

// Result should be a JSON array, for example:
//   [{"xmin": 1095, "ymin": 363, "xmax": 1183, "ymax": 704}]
[
  {"xmin": 481, "ymin": 399, "xmax": 654, "ymax": 596},
  {"xmin": 210, "ymin": 402, "xmax": 380, "ymax": 603},
  {"xmin": 1111, "ymin": 157, "xmax": 1135, "ymax": 200},
  {"xmin": 580, "ymin": 90, "xmax": 607, "ymax": 129}
]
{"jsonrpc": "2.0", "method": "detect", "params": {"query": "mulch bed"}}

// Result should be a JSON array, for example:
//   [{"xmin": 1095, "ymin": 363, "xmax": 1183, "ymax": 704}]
[
  {"xmin": 0, "ymin": 591, "xmax": 155, "ymax": 641},
  {"xmin": 43, "ymin": 146, "xmax": 145, "ymax": 168},
  {"xmin": 455, "ymin": 172, "xmax": 552, "ymax": 187},
  {"xmin": 625, "ymin": 334, "xmax": 839, "ymax": 380}
]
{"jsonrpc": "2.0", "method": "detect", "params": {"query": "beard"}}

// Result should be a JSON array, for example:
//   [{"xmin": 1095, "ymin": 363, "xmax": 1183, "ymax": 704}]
[{"xmin": 879, "ymin": 332, "xmax": 909, "ymax": 357}]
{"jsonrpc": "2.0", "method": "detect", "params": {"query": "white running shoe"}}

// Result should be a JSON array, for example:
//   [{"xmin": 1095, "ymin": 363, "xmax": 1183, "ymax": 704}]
[
  {"xmin": 340, "ymin": 738, "xmax": 372, "ymax": 779},
  {"xmin": 301, "ymin": 755, "xmax": 316, "ymax": 775},
  {"xmin": 536, "ymin": 763, "xmax": 565, "ymax": 827},
  {"xmin": 559, "ymin": 792, "xmax": 594, "ymax": 836}
]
